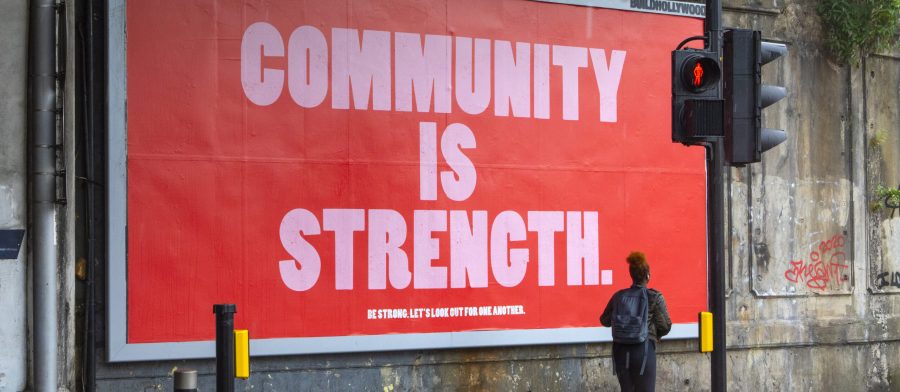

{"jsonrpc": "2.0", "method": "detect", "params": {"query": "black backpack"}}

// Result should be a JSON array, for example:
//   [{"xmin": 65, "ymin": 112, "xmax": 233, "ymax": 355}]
[
  {"xmin": 610, "ymin": 286, "xmax": 651, "ymax": 375},
  {"xmin": 611, "ymin": 286, "xmax": 649, "ymax": 344}
]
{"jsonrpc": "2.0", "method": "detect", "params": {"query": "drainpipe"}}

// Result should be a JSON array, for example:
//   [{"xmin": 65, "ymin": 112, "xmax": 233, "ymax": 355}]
[{"xmin": 30, "ymin": 0, "xmax": 59, "ymax": 390}]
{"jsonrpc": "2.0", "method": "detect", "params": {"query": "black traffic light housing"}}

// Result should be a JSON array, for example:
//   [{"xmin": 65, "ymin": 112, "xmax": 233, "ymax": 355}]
[
  {"xmin": 724, "ymin": 29, "xmax": 788, "ymax": 166},
  {"xmin": 672, "ymin": 49, "xmax": 723, "ymax": 145}
]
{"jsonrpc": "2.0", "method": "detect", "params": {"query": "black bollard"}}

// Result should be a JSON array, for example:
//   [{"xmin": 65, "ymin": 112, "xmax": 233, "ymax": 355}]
[
  {"xmin": 213, "ymin": 304, "xmax": 236, "ymax": 392},
  {"xmin": 174, "ymin": 369, "xmax": 198, "ymax": 392}
]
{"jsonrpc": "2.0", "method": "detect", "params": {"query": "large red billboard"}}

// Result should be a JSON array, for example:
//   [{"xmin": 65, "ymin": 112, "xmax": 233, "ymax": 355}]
[{"xmin": 114, "ymin": 0, "xmax": 707, "ymax": 358}]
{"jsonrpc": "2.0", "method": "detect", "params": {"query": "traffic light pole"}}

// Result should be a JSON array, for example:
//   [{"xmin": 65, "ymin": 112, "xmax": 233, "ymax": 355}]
[
  {"xmin": 704, "ymin": 1, "xmax": 727, "ymax": 391},
  {"xmin": 704, "ymin": 0, "xmax": 722, "ymax": 51},
  {"xmin": 706, "ymin": 142, "xmax": 727, "ymax": 392}
]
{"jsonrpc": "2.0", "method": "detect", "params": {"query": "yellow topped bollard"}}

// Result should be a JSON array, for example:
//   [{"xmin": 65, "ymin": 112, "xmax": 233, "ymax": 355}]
[
  {"xmin": 699, "ymin": 311, "xmax": 713, "ymax": 353},
  {"xmin": 234, "ymin": 329, "xmax": 249, "ymax": 379}
]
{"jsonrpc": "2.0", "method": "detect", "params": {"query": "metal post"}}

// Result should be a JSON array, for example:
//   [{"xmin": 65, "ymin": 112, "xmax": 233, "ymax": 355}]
[
  {"xmin": 706, "ymin": 0, "xmax": 722, "ymax": 54},
  {"xmin": 82, "ymin": 0, "xmax": 101, "ymax": 388},
  {"xmin": 706, "ymin": 143, "xmax": 727, "ymax": 392},
  {"xmin": 214, "ymin": 304, "xmax": 236, "ymax": 392},
  {"xmin": 30, "ymin": 0, "xmax": 60, "ymax": 390},
  {"xmin": 705, "ymin": 1, "xmax": 727, "ymax": 391},
  {"xmin": 174, "ymin": 369, "xmax": 198, "ymax": 392}
]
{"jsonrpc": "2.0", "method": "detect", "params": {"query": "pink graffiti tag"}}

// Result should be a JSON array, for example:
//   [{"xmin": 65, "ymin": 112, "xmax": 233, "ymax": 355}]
[{"xmin": 783, "ymin": 234, "xmax": 849, "ymax": 291}]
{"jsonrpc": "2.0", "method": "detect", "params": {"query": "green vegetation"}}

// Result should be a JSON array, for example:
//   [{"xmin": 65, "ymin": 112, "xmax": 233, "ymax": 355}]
[
  {"xmin": 869, "ymin": 130, "xmax": 888, "ymax": 148},
  {"xmin": 817, "ymin": 0, "xmax": 900, "ymax": 64},
  {"xmin": 873, "ymin": 185, "xmax": 900, "ymax": 210}
]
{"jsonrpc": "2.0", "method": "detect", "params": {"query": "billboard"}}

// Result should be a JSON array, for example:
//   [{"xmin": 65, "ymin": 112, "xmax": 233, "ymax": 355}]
[{"xmin": 108, "ymin": 0, "xmax": 708, "ymax": 361}]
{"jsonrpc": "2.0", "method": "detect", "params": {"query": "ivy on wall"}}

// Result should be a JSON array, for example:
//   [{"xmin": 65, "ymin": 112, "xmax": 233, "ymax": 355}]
[
  {"xmin": 817, "ymin": 0, "xmax": 900, "ymax": 63},
  {"xmin": 872, "ymin": 186, "xmax": 900, "ymax": 217},
  {"xmin": 868, "ymin": 131, "xmax": 900, "ymax": 213}
]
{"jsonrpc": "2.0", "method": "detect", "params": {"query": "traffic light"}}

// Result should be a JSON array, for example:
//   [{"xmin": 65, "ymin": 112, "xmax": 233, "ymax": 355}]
[
  {"xmin": 672, "ymin": 49, "xmax": 723, "ymax": 145},
  {"xmin": 724, "ymin": 29, "xmax": 788, "ymax": 165}
]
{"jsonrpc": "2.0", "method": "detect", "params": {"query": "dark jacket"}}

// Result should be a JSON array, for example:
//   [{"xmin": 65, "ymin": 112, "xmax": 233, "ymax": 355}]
[{"xmin": 600, "ymin": 284, "xmax": 672, "ymax": 343}]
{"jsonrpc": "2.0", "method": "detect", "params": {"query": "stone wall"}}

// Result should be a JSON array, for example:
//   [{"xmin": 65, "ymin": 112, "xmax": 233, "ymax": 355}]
[{"xmin": 0, "ymin": 1, "xmax": 30, "ymax": 391}]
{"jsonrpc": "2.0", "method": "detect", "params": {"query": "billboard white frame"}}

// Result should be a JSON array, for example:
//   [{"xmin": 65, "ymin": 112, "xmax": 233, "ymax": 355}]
[{"xmin": 106, "ymin": 0, "xmax": 702, "ymax": 362}]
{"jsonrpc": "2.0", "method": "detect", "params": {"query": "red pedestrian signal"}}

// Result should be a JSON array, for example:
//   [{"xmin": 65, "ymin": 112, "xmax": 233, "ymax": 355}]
[
  {"xmin": 693, "ymin": 62, "xmax": 704, "ymax": 87},
  {"xmin": 679, "ymin": 55, "xmax": 720, "ymax": 93},
  {"xmin": 672, "ymin": 49, "xmax": 723, "ymax": 144}
]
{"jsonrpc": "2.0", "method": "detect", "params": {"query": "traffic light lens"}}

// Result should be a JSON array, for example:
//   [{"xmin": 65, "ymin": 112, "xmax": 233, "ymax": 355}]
[
  {"xmin": 681, "ymin": 56, "xmax": 720, "ymax": 92},
  {"xmin": 692, "ymin": 62, "xmax": 704, "ymax": 87}
]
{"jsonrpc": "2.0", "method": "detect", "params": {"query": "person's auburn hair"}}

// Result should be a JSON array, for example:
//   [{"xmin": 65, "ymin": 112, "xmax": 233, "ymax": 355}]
[{"xmin": 627, "ymin": 251, "xmax": 650, "ymax": 283}]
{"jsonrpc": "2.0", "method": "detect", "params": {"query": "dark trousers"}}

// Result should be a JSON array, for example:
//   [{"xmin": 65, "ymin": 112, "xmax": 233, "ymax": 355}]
[{"xmin": 612, "ymin": 340, "xmax": 657, "ymax": 392}]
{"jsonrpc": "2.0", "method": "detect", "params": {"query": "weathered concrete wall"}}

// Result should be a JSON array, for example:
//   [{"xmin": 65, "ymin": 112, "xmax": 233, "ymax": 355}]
[
  {"xmin": 91, "ymin": 0, "xmax": 900, "ymax": 390},
  {"xmin": 866, "ymin": 51, "xmax": 900, "ymax": 295},
  {"xmin": 0, "ymin": 1, "xmax": 80, "ymax": 391},
  {"xmin": 0, "ymin": 1, "xmax": 30, "ymax": 391},
  {"xmin": 719, "ymin": 0, "xmax": 900, "ymax": 389},
  {"xmin": 94, "ymin": 340, "xmax": 900, "ymax": 391}
]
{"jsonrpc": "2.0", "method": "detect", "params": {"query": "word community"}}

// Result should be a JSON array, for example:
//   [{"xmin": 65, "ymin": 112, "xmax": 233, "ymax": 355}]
[{"xmin": 242, "ymin": 24, "xmax": 626, "ymax": 122}]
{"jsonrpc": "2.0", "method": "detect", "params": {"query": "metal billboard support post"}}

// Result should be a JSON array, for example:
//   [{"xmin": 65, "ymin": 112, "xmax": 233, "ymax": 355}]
[
  {"xmin": 705, "ymin": 0, "xmax": 727, "ymax": 391},
  {"xmin": 214, "ymin": 304, "xmax": 236, "ymax": 392}
]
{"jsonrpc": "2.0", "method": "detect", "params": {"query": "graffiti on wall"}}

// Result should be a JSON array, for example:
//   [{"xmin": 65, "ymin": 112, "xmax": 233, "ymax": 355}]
[
  {"xmin": 783, "ymin": 234, "xmax": 849, "ymax": 291},
  {"xmin": 875, "ymin": 271, "xmax": 900, "ymax": 289}
]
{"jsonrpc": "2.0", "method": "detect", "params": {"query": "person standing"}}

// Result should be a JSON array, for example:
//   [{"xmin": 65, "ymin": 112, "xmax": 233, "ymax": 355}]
[{"xmin": 600, "ymin": 251, "xmax": 672, "ymax": 392}]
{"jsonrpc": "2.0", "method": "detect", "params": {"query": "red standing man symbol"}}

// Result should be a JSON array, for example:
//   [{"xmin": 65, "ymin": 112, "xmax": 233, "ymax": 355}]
[{"xmin": 693, "ymin": 62, "xmax": 703, "ymax": 87}]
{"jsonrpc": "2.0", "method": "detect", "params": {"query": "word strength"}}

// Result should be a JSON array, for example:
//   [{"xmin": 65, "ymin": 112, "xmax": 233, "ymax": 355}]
[
  {"xmin": 368, "ymin": 305, "xmax": 526, "ymax": 320},
  {"xmin": 279, "ymin": 209, "xmax": 603, "ymax": 291},
  {"xmin": 241, "ymin": 23, "xmax": 626, "ymax": 122},
  {"xmin": 278, "ymin": 121, "xmax": 613, "ymax": 292}
]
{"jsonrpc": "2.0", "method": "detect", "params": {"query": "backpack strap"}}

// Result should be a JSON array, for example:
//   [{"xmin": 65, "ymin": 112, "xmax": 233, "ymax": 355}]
[
  {"xmin": 639, "ymin": 288, "xmax": 649, "ymax": 376},
  {"xmin": 639, "ymin": 340, "xmax": 648, "ymax": 375}
]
